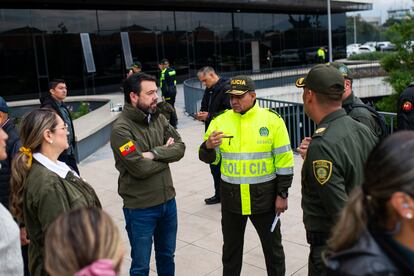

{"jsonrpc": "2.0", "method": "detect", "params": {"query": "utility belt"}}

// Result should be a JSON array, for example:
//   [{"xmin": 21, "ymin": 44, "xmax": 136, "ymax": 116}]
[{"xmin": 306, "ymin": 231, "xmax": 330, "ymax": 247}]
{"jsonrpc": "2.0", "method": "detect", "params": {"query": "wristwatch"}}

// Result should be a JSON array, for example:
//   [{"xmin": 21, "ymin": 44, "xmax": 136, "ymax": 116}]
[{"xmin": 278, "ymin": 191, "xmax": 288, "ymax": 199}]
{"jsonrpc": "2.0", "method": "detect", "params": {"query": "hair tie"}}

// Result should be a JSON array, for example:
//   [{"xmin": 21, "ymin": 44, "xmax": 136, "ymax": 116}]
[
  {"xmin": 19, "ymin": 146, "xmax": 33, "ymax": 166},
  {"xmin": 75, "ymin": 259, "xmax": 115, "ymax": 276}
]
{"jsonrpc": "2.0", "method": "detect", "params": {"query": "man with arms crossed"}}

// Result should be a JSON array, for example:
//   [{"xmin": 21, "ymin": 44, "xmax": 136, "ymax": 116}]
[{"xmin": 111, "ymin": 73, "xmax": 185, "ymax": 276}]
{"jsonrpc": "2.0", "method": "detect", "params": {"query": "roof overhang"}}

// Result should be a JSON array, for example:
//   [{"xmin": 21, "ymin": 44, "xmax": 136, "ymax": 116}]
[{"xmin": 0, "ymin": 0, "xmax": 372, "ymax": 14}]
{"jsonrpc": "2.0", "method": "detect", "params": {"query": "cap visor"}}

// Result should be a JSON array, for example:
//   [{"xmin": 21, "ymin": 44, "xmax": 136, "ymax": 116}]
[
  {"xmin": 295, "ymin": 77, "xmax": 305, "ymax": 88},
  {"xmin": 226, "ymin": 90, "xmax": 248, "ymax": 95}
]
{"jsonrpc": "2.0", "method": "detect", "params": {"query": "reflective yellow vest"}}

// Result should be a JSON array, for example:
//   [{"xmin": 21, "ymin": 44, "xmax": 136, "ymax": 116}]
[
  {"xmin": 317, "ymin": 48, "xmax": 325, "ymax": 59},
  {"xmin": 204, "ymin": 103, "xmax": 294, "ymax": 215},
  {"xmin": 160, "ymin": 67, "xmax": 177, "ymax": 89}
]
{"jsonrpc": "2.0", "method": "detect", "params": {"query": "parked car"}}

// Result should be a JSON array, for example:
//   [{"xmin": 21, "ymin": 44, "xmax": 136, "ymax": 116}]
[
  {"xmin": 363, "ymin": 41, "xmax": 377, "ymax": 49},
  {"xmin": 376, "ymin": 41, "xmax": 392, "ymax": 51},
  {"xmin": 275, "ymin": 49, "xmax": 300, "ymax": 64},
  {"xmin": 346, "ymin": 43, "xmax": 361, "ymax": 57},
  {"xmin": 347, "ymin": 45, "xmax": 375, "ymax": 56}
]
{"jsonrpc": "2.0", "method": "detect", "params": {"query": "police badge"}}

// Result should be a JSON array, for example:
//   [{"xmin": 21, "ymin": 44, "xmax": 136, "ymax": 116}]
[{"xmin": 312, "ymin": 160, "xmax": 332, "ymax": 185}]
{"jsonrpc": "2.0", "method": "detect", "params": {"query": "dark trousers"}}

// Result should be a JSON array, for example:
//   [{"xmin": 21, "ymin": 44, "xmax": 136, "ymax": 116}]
[
  {"xmin": 210, "ymin": 162, "xmax": 221, "ymax": 198},
  {"xmin": 123, "ymin": 199, "xmax": 177, "ymax": 276},
  {"xmin": 222, "ymin": 209, "xmax": 285, "ymax": 276},
  {"xmin": 308, "ymin": 245, "xmax": 327, "ymax": 276},
  {"xmin": 163, "ymin": 87, "xmax": 177, "ymax": 107},
  {"xmin": 58, "ymin": 152, "xmax": 79, "ymax": 175}
]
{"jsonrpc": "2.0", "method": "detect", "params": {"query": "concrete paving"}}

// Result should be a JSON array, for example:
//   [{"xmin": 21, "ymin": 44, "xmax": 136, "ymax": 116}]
[{"xmin": 78, "ymin": 86, "xmax": 308, "ymax": 276}]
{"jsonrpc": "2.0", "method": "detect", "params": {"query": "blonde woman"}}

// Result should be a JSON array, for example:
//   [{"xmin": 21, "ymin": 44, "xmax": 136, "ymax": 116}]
[
  {"xmin": 325, "ymin": 131, "xmax": 414, "ymax": 275},
  {"xmin": 10, "ymin": 108, "xmax": 101, "ymax": 276},
  {"xmin": 45, "ymin": 207, "xmax": 123, "ymax": 276}
]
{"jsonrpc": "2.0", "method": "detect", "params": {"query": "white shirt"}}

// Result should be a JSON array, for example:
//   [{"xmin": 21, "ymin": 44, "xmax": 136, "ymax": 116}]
[{"xmin": 33, "ymin": 152, "xmax": 79, "ymax": 178}]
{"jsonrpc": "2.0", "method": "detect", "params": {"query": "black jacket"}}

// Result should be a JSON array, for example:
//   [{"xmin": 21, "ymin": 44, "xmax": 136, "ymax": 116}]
[
  {"xmin": 39, "ymin": 94, "xmax": 76, "ymax": 157},
  {"xmin": 325, "ymin": 229, "xmax": 414, "ymax": 276},
  {"xmin": 200, "ymin": 77, "xmax": 231, "ymax": 130},
  {"xmin": 397, "ymin": 83, "xmax": 414, "ymax": 130},
  {"xmin": 0, "ymin": 119, "xmax": 21, "ymax": 209}
]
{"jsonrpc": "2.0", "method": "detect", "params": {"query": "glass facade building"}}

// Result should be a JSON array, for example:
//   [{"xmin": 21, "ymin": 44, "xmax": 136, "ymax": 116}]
[{"xmin": 0, "ymin": 1, "xmax": 370, "ymax": 100}]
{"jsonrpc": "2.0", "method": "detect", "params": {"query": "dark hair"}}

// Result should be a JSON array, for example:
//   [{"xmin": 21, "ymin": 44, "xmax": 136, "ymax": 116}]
[
  {"xmin": 123, "ymin": 73, "xmax": 156, "ymax": 104},
  {"xmin": 159, "ymin": 58, "xmax": 169, "ymax": 65},
  {"xmin": 329, "ymin": 131, "xmax": 414, "ymax": 251},
  {"xmin": 314, "ymin": 90, "xmax": 342, "ymax": 104},
  {"xmin": 49, "ymin": 79, "xmax": 66, "ymax": 90}
]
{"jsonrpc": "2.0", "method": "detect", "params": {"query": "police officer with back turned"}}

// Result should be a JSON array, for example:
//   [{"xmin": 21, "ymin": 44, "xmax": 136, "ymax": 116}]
[{"xmin": 297, "ymin": 64, "xmax": 378, "ymax": 276}]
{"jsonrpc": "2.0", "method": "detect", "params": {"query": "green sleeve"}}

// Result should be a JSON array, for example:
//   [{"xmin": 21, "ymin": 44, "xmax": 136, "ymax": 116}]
[
  {"xmin": 151, "ymin": 118, "xmax": 186, "ymax": 163},
  {"xmin": 110, "ymin": 124, "xmax": 169, "ymax": 179},
  {"xmin": 306, "ymin": 142, "xmax": 348, "ymax": 219},
  {"xmin": 36, "ymin": 178, "xmax": 71, "ymax": 233}
]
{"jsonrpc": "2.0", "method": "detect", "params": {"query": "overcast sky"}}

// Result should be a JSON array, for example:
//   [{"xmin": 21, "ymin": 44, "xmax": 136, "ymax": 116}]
[{"xmin": 349, "ymin": 0, "xmax": 413, "ymax": 22}]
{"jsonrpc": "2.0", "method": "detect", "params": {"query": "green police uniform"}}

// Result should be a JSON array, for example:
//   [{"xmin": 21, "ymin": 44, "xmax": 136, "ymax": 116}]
[
  {"xmin": 329, "ymin": 62, "xmax": 384, "ymax": 138},
  {"xmin": 297, "ymin": 64, "xmax": 379, "ymax": 276},
  {"xmin": 343, "ymin": 93, "xmax": 383, "ymax": 137}
]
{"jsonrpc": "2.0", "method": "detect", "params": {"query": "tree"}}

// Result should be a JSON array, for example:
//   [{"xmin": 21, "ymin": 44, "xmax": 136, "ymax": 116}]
[
  {"xmin": 346, "ymin": 15, "xmax": 382, "ymax": 44},
  {"xmin": 377, "ymin": 16, "xmax": 414, "ymax": 112}
]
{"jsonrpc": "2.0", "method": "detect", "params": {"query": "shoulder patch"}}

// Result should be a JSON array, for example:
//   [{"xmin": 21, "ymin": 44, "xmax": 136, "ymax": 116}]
[
  {"xmin": 312, "ymin": 160, "xmax": 332, "ymax": 185},
  {"xmin": 402, "ymin": 101, "xmax": 413, "ymax": 112},
  {"xmin": 315, "ymin": 127, "xmax": 326, "ymax": 134},
  {"xmin": 312, "ymin": 126, "xmax": 328, "ymax": 138},
  {"xmin": 119, "ymin": 141, "xmax": 136, "ymax": 156},
  {"xmin": 267, "ymin": 108, "xmax": 281, "ymax": 118}
]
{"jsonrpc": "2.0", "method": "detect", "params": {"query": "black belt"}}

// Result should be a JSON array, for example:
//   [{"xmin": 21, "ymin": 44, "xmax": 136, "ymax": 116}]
[{"xmin": 306, "ymin": 231, "xmax": 330, "ymax": 246}]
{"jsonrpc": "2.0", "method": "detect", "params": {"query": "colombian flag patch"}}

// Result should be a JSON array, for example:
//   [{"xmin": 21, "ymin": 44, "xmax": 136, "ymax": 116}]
[{"xmin": 119, "ymin": 141, "xmax": 136, "ymax": 156}]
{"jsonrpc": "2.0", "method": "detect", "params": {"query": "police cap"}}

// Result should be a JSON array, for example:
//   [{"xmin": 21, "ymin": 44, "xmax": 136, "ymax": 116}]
[
  {"xmin": 328, "ymin": 62, "xmax": 352, "ymax": 79},
  {"xmin": 131, "ymin": 61, "xmax": 142, "ymax": 69},
  {"xmin": 295, "ymin": 64, "xmax": 344, "ymax": 95},
  {"xmin": 226, "ymin": 75, "xmax": 255, "ymax": 95}
]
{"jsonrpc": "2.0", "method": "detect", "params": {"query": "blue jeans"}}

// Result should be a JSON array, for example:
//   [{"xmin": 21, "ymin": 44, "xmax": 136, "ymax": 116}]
[{"xmin": 123, "ymin": 199, "xmax": 177, "ymax": 276}]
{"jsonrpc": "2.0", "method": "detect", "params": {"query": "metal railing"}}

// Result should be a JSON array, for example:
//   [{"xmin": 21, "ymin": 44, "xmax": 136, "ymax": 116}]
[
  {"xmin": 182, "ymin": 81, "xmax": 396, "ymax": 149},
  {"xmin": 183, "ymin": 63, "xmax": 395, "ymax": 149},
  {"xmin": 257, "ymin": 98, "xmax": 396, "ymax": 149},
  {"xmin": 183, "ymin": 62, "xmax": 385, "ymax": 115}
]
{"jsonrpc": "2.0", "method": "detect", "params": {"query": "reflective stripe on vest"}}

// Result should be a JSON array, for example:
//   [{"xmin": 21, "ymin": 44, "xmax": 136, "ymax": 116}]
[
  {"xmin": 272, "ymin": 145, "xmax": 291, "ymax": 155},
  {"xmin": 221, "ymin": 174, "xmax": 276, "ymax": 185},
  {"xmin": 240, "ymin": 184, "xmax": 251, "ymax": 215},
  {"xmin": 160, "ymin": 68, "xmax": 166, "ymax": 88},
  {"xmin": 221, "ymin": 152, "xmax": 272, "ymax": 160},
  {"xmin": 276, "ymin": 167, "xmax": 294, "ymax": 175}
]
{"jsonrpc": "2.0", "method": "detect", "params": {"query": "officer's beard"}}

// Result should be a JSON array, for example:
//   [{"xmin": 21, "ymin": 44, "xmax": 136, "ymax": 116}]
[{"xmin": 137, "ymin": 100, "xmax": 158, "ymax": 115}]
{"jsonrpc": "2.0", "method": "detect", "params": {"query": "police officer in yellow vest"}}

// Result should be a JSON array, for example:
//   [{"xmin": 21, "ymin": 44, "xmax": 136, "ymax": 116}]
[
  {"xmin": 317, "ymin": 47, "xmax": 326, "ymax": 63},
  {"xmin": 159, "ymin": 59, "xmax": 177, "ymax": 107},
  {"xmin": 199, "ymin": 75, "xmax": 294, "ymax": 276}
]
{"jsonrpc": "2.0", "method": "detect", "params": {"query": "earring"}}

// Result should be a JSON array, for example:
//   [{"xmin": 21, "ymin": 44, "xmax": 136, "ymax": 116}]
[
  {"xmin": 49, "ymin": 140, "xmax": 54, "ymax": 144},
  {"xmin": 406, "ymin": 213, "xmax": 413, "ymax": 220}
]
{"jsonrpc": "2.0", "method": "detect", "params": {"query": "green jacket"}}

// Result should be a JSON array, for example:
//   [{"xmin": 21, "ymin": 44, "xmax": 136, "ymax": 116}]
[
  {"xmin": 343, "ymin": 93, "xmax": 383, "ymax": 137},
  {"xmin": 110, "ymin": 103, "xmax": 185, "ymax": 209},
  {"xmin": 23, "ymin": 161, "xmax": 101, "ymax": 276},
  {"xmin": 301, "ymin": 109, "xmax": 378, "ymax": 233}
]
